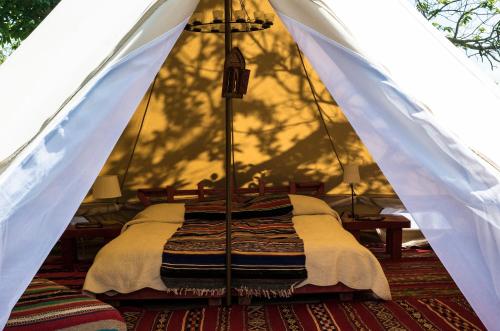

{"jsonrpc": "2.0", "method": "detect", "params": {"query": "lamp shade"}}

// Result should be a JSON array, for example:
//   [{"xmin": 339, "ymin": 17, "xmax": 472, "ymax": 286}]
[
  {"xmin": 92, "ymin": 175, "xmax": 122, "ymax": 199},
  {"xmin": 343, "ymin": 164, "xmax": 361, "ymax": 184}
]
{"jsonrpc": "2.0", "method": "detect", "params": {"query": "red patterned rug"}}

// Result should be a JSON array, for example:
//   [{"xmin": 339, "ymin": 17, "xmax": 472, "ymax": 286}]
[
  {"xmin": 379, "ymin": 248, "xmax": 462, "ymax": 299},
  {"xmin": 37, "ymin": 248, "xmax": 485, "ymax": 330},
  {"xmin": 116, "ymin": 249, "xmax": 485, "ymax": 330},
  {"xmin": 119, "ymin": 297, "xmax": 484, "ymax": 330},
  {"xmin": 36, "ymin": 262, "xmax": 90, "ymax": 290}
]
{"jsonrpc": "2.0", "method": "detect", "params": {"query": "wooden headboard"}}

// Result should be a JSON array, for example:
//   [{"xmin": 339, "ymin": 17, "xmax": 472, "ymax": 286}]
[{"xmin": 137, "ymin": 180, "xmax": 325, "ymax": 207}]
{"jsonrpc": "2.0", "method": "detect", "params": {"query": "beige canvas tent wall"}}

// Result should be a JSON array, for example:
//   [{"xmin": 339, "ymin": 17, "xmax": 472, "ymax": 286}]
[{"xmin": 98, "ymin": 0, "xmax": 394, "ymax": 200}]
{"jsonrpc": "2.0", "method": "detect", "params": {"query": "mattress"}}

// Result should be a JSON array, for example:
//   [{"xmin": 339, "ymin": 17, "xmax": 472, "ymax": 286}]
[{"xmin": 83, "ymin": 197, "xmax": 391, "ymax": 300}]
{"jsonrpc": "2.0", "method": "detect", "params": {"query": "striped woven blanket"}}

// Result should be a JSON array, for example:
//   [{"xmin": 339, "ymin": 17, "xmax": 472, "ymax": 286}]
[
  {"xmin": 160, "ymin": 195, "xmax": 307, "ymax": 297},
  {"xmin": 6, "ymin": 278, "xmax": 125, "ymax": 331}
]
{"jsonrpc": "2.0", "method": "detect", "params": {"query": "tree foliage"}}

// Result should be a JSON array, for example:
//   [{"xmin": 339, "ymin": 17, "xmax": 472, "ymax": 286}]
[
  {"xmin": 0, "ymin": 0, "xmax": 60, "ymax": 59},
  {"xmin": 416, "ymin": 0, "xmax": 500, "ymax": 67}
]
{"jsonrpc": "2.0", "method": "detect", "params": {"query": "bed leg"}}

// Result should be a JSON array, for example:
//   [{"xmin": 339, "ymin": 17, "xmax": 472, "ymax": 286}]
[
  {"xmin": 107, "ymin": 300, "xmax": 121, "ymax": 307},
  {"xmin": 208, "ymin": 298, "xmax": 222, "ymax": 306},
  {"xmin": 339, "ymin": 293, "xmax": 354, "ymax": 302},
  {"xmin": 238, "ymin": 296, "xmax": 252, "ymax": 305}
]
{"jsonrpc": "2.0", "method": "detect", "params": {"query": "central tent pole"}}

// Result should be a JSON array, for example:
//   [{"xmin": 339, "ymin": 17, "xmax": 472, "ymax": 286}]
[{"xmin": 224, "ymin": 0, "xmax": 233, "ymax": 307}]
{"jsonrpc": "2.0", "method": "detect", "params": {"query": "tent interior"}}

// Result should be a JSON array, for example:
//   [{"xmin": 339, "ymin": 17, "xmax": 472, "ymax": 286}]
[
  {"xmin": 2, "ymin": 0, "xmax": 498, "ymax": 330},
  {"xmin": 97, "ymin": 0, "xmax": 394, "ymax": 201}
]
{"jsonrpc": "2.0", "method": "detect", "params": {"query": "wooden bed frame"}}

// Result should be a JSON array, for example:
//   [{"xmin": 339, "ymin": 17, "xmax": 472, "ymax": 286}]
[
  {"xmin": 97, "ymin": 284, "xmax": 361, "ymax": 305},
  {"xmin": 137, "ymin": 179, "xmax": 325, "ymax": 206},
  {"xmin": 97, "ymin": 180, "xmax": 366, "ymax": 305}
]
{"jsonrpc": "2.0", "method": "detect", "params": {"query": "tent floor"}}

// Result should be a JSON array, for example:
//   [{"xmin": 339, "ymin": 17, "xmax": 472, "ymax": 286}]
[
  {"xmin": 117, "ymin": 296, "xmax": 484, "ymax": 331},
  {"xmin": 36, "ymin": 239, "xmax": 485, "ymax": 330},
  {"xmin": 110, "ymin": 248, "xmax": 485, "ymax": 330}
]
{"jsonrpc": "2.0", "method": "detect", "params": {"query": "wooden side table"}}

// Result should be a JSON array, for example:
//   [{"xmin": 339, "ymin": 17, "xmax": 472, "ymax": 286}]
[
  {"xmin": 59, "ymin": 224, "xmax": 122, "ymax": 269},
  {"xmin": 341, "ymin": 215, "xmax": 411, "ymax": 260}
]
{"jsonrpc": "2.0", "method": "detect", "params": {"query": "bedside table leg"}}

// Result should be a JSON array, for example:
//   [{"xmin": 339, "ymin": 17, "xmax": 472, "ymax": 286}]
[
  {"xmin": 350, "ymin": 230, "xmax": 361, "ymax": 242},
  {"xmin": 387, "ymin": 229, "xmax": 403, "ymax": 260},
  {"xmin": 60, "ymin": 238, "xmax": 77, "ymax": 270},
  {"xmin": 386, "ymin": 230, "xmax": 393, "ymax": 255}
]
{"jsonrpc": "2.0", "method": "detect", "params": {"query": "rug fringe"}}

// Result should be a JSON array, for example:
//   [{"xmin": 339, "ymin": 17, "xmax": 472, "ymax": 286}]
[
  {"xmin": 234, "ymin": 285, "xmax": 296, "ymax": 298},
  {"xmin": 163, "ymin": 287, "xmax": 225, "ymax": 297},
  {"xmin": 161, "ymin": 285, "xmax": 297, "ymax": 299}
]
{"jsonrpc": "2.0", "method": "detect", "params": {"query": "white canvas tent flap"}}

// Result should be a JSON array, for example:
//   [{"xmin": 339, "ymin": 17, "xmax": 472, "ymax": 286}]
[
  {"xmin": 0, "ymin": 0, "xmax": 198, "ymax": 327},
  {"xmin": 0, "ymin": 0, "xmax": 196, "ymax": 168},
  {"xmin": 269, "ymin": 0, "xmax": 500, "ymax": 329}
]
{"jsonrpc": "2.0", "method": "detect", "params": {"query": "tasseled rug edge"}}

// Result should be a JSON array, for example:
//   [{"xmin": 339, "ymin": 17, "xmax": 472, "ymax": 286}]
[
  {"xmin": 161, "ymin": 286, "xmax": 296, "ymax": 299},
  {"xmin": 234, "ymin": 285, "xmax": 296, "ymax": 299},
  {"xmin": 162, "ymin": 287, "xmax": 225, "ymax": 297},
  {"xmin": 162, "ymin": 283, "xmax": 299, "ymax": 299}
]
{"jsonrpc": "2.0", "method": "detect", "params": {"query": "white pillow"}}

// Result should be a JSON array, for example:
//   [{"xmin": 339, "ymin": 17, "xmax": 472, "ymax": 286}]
[
  {"xmin": 135, "ymin": 203, "xmax": 185, "ymax": 223},
  {"xmin": 289, "ymin": 194, "xmax": 338, "ymax": 218}
]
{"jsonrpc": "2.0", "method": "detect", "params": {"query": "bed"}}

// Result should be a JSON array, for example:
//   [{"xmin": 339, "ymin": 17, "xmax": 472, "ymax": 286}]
[{"xmin": 83, "ymin": 182, "xmax": 391, "ymax": 302}]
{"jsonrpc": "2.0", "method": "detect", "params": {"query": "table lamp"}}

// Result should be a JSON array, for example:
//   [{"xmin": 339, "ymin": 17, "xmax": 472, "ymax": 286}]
[
  {"xmin": 92, "ymin": 175, "xmax": 122, "ymax": 200},
  {"xmin": 343, "ymin": 164, "xmax": 360, "ymax": 219},
  {"xmin": 75, "ymin": 175, "xmax": 122, "ymax": 227}
]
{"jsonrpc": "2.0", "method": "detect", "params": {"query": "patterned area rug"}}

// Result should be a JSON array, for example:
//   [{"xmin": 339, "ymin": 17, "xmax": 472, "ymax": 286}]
[
  {"xmin": 117, "ymin": 249, "xmax": 485, "ymax": 330},
  {"xmin": 37, "ymin": 249, "xmax": 485, "ymax": 330},
  {"xmin": 36, "ymin": 262, "xmax": 90, "ymax": 290},
  {"xmin": 378, "ymin": 248, "xmax": 463, "ymax": 299},
  {"xmin": 119, "ymin": 297, "xmax": 484, "ymax": 331}
]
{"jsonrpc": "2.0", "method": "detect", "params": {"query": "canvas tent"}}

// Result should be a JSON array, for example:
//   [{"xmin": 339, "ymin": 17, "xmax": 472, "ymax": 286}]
[{"xmin": 0, "ymin": 0, "xmax": 499, "ymax": 329}]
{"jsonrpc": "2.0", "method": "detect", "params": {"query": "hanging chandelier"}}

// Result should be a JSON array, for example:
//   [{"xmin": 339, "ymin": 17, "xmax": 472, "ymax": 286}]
[{"xmin": 184, "ymin": 9, "xmax": 274, "ymax": 33}]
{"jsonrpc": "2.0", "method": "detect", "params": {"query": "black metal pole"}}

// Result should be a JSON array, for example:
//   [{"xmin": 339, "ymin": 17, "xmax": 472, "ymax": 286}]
[
  {"xmin": 224, "ymin": 0, "xmax": 233, "ymax": 307},
  {"xmin": 350, "ymin": 183, "xmax": 355, "ymax": 220}
]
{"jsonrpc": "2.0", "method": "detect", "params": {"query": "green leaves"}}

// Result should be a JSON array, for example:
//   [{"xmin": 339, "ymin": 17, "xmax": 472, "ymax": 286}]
[
  {"xmin": 0, "ymin": 0, "xmax": 60, "ymax": 47},
  {"xmin": 443, "ymin": 26, "xmax": 454, "ymax": 33},
  {"xmin": 0, "ymin": 0, "xmax": 60, "ymax": 64},
  {"xmin": 479, "ymin": 0, "xmax": 497, "ymax": 10},
  {"xmin": 416, "ymin": 0, "xmax": 500, "ymax": 67},
  {"xmin": 461, "ymin": 13, "xmax": 472, "ymax": 25},
  {"xmin": 417, "ymin": 1, "xmax": 430, "ymax": 14}
]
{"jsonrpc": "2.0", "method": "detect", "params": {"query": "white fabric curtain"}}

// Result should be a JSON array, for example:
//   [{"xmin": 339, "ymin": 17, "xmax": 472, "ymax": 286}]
[
  {"xmin": 0, "ymin": 1, "xmax": 197, "ymax": 327},
  {"xmin": 270, "ymin": 1, "xmax": 500, "ymax": 329},
  {"xmin": 0, "ymin": 0, "xmax": 196, "ymax": 167}
]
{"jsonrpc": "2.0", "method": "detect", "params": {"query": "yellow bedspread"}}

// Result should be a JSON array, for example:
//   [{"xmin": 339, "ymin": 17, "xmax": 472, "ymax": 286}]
[
  {"xmin": 84, "ymin": 220, "xmax": 178, "ymax": 294},
  {"xmin": 293, "ymin": 215, "xmax": 391, "ymax": 299}
]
